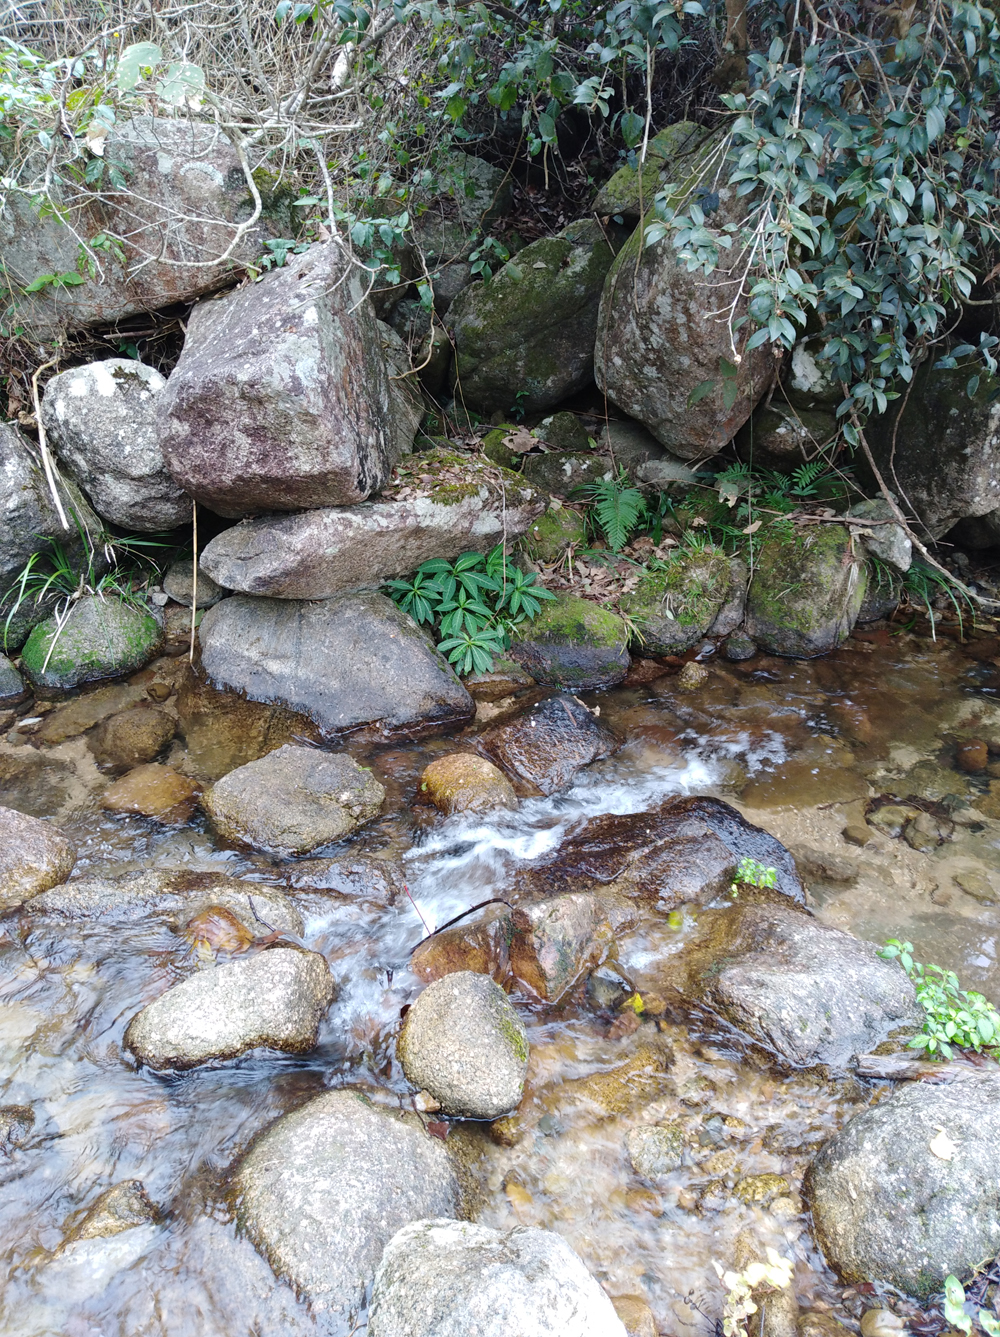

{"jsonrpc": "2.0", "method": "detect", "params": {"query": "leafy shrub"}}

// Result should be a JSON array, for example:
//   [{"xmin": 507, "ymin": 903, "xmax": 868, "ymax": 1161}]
[
  {"xmin": 879, "ymin": 939, "xmax": 1000, "ymax": 1059},
  {"xmin": 385, "ymin": 544, "xmax": 556, "ymax": 675}
]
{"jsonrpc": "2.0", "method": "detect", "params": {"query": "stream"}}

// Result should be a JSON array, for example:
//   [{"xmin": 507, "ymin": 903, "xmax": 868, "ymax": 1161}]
[{"xmin": 1, "ymin": 623, "xmax": 999, "ymax": 1335}]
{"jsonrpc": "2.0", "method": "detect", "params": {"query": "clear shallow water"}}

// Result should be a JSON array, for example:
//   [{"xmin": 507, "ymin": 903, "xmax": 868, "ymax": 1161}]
[{"xmin": 1, "ymin": 627, "xmax": 999, "ymax": 1334}]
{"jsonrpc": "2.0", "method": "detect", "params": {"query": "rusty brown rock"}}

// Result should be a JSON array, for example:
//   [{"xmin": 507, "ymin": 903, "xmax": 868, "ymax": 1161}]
[
  {"xmin": 65, "ymin": 1180, "xmax": 160, "ymax": 1243},
  {"xmin": 612, "ymin": 1295, "xmax": 658, "ymax": 1337},
  {"xmin": 509, "ymin": 893, "xmax": 639, "ymax": 1003},
  {"xmin": 102, "ymin": 764, "xmax": 202, "ymax": 823},
  {"xmin": 182, "ymin": 905, "xmax": 255, "ymax": 955},
  {"xmin": 411, "ymin": 903, "xmax": 514, "ymax": 985},
  {"xmin": 420, "ymin": 753, "xmax": 518, "ymax": 816},
  {"xmin": 956, "ymin": 740, "xmax": 988, "ymax": 773},
  {"xmin": 87, "ymin": 703, "xmax": 175, "ymax": 772}
]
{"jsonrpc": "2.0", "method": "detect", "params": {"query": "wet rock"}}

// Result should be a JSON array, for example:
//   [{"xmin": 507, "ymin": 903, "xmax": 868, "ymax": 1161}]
[
  {"xmin": 561, "ymin": 1043, "xmax": 674, "ymax": 1116},
  {"xmin": 848, "ymin": 500, "xmax": 912, "ymax": 574},
  {"xmin": 0, "ymin": 655, "xmax": 26, "ymax": 706},
  {"xmin": 865, "ymin": 360, "xmax": 1000, "ymax": 539},
  {"xmin": 0, "ymin": 806, "xmax": 76, "ymax": 912},
  {"xmin": 521, "ymin": 451, "xmax": 611, "ymax": 498},
  {"xmin": 448, "ymin": 219, "xmax": 615, "ymax": 415},
  {"xmin": 199, "ymin": 448, "xmax": 543, "ymax": 598},
  {"xmin": 734, "ymin": 1174, "xmax": 789, "ymax": 1206},
  {"xmin": 953, "ymin": 869, "xmax": 997, "ymax": 905},
  {"xmin": 622, "ymin": 549, "xmax": 732, "ymax": 654},
  {"xmin": 283, "ymin": 850, "xmax": 405, "ymax": 903},
  {"xmin": 509, "ymin": 893, "xmax": 639, "ymax": 1003},
  {"xmin": 412, "ymin": 903, "xmax": 514, "ymax": 985},
  {"xmin": 198, "ymin": 592, "xmax": 473, "ymax": 739},
  {"xmin": 124, "ymin": 946, "xmax": 333, "ymax": 1069},
  {"xmin": 805, "ymin": 1070, "xmax": 1000, "ymax": 1297},
  {"xmin": 867, "ymin": 804, "xmax": 920, "ymax": 839},
  {"xmin": 611, "ymin": 1295, "xmax": 658, "ymax": 1337},
  {"xmin": 0, "ymin": 1105, "xmax": 34, "ymax": 1154},
  {"xmin": 521, "ymin": 504, "xmax": 588, "ymax": 563},
  {"xmin": 684, "ymin": 901, "xmax": 919, "ymax": 1071},
  {"xmin": 40, "ymin": 359, "xmax": 188, "ymax": 530},
  {"xmin": 0, "ymin": 421, "xmax": 103, "ymax": 651},
  {"xmin": 87, "ymin": 703, "xmax": 175, "ymax": 771},
  {"xmin": 477, "ymin": 693, "xmax": 619, "ymax": 795},
  {"xmin": 842, "ymin": 823, "xmax": 874, "ymax": 848},
  {"xmin": 956, "ymin": 740, "xmax": 988, "ymax": 773},
  {"xmin": 2, "ymin": 114, "xmax": 278, "ymax": 341},
  {"xmin": 746, "ymin": 526, "xmax": 867, "ymax": 658},
  {"xmin": 368, "ymin": 1218, "xmax": 628, "ymax": 1337},
  {"xmin": 793, "ymin": 846, "xmax": 859, "ymax": 884},
  {"xmin": 708, "ymin": 557, "xmax": 750, "ymax": 637},
  {"xmin": 464, "ymin": 657, "xmax": 536, "ymax": 702},
  {"xmin": 859, "ymin": 1311, "xmax": 905, "ymax": 1337},
  {"xmin": 508, "ymin": 594, "xmax": 629, "ymax": 691},
  {"xmin": 420, "ymin": 753, "xmax": 518, "ymax": 815},
  {"xmin": 159, "ymin": 242, "xmax": 395, "ymax": 518},
  {"xmin": 856, "ymin": 562, "xmax": 902, "ymax": 624},
  {"xmin": 102, "ymin": 764, "xmax": 202, "ymax": 822},
  {"xmin": 625, "ymin": 1124, "xmax": 684, "ymax": 1177},
  {"xmin": 162, "ymin": 560, "xmax": 224, "ymax": 609},
  {"xmin": 593, "ymin": 121, "xmax": 704, "ymax": 220},
  {"xmin": 203, "ymin": 744, "xmax": 384, "ymax": 856},
  {"xmin": 20, "ymin": 595, "xmax": 163, "ymax": 691},
  {"xmin": 724, "ymin": 632, "xmax": 757, "ymax": 661},
  {"xmin": 902, "ymin": 810, "xmax": 954, "ymax": 852},
  {"xmin": 234, "ymin": 1088, "xmax": 459, "ymax": 1314},
  {"xmin": 595, "ymin": 135, "xmax": 775, "ymax": 458},
  {"xmin": 677, "ymin": 661, "xmax": 709, "ymax": 691},
  {"xmin": 67, "ymin": 1181, "xmax": 159, "ymax": 1242},
  {"xmin": 398, "ymin": 970, "xmax": 528, "ymax": 1119}
]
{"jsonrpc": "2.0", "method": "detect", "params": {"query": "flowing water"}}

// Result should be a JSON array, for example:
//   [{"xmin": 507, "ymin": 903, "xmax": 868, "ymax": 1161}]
[{"xmin": 2, "ymin": 624, "xmax": 999, "ymax": 1335}]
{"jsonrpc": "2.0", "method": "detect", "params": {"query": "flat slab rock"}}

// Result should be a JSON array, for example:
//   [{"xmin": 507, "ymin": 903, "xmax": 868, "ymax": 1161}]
[
  {"xmin": 233, "ymin": 1088, "xmax": 460, "ymax": 1315},
  {"xmin": 198, "ymin": 592, "xmax": 474, "ymax": 739},
  {"xmin": 124, "ymin": 946, "xmax": 333, "ymax": 1070},
  {"xmin": 200, "ymin": 449, "xmax": 544, "ymax": 599},
  {"xmin": 368, "ymin": 1219, "xmax": 627, "ymax": 1337}
]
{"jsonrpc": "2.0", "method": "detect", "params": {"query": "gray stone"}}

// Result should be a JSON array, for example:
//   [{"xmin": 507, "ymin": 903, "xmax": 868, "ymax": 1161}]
[
  {"xmin": 848, "ymin": 499, "xmax": 912, "ymax": 573},
  {"xmin": 599, "ymin": 418, "xmax": 668, "ymax": 477},
  {"xmin": 723, "ymin": 632, "xmax": 757, "ymax": 661},
  {"xmin": 379, "ymin": 320, "xmax": 424, "ymax": 458},
  {"xmin": 0, "ymin": 421, "xmax": 104, "ymax": 651},
  {"xmin": 66, "ymin": 1180, "xmax": 159, "ymax": 1241},
  {"xmin": 368, "ymin": 1218, "xmax": 628, "ymax": 1337},
  {"xmin": 162, "ymin": 560, "xmax": 224, "ymax": 608},
  {"xmin": 595, "ymin": 135, "xmax": 775, "ymax": 459},
  {"xmin": 398, "ymin": 971, "xmax": 528, "ymax": 1119},
  {"xmin": 0, "ymin": 654, "xmax": 26, "ymax": 705},
  {"xmin": 856, "ymin": 560, "xmax": 902, "ymax": 623},
  {"xmin": 19, "ymin": 594, "xmax": 163, "ymax": 690},
  {"xmin": 203, "ymin": 744, "xmax": 384, "ymax": 856},
  {"xmin": 124, "ymin": 946, "xmax": 333, "ymax": 1069},
  {"xmin": 0, "ymin": 805, "xmax": 76, "ymax": 912},
  {"xmin": 478, "ymin": 693, "xmax": 619, "ymax": 796},
  {"xmin": 707, "ymin": 557, "xmax": 749, "ymax": 636},
  {"xmin": 734, "ymin": 405, "xmax": 838, "ymax": 469},
  {"xmin": 865, "ymin": 360, "xmax": 1000, "ymax": 538},
  {"xmin": 520, "ymin": 451, "xmax": 612, "ymax": 497},
  {"xmin": 625, "ymin": 1124, "xmax": 684, "ymax": 1177},
  {"xmin": 159, "ymin": 242, "xmax": 396, "ymax": 518},
  {"xmin": 233, "ymin": 1088, "xmax": 460, "ymax": 1314},
  {"xmin": 745, "ymin": 525, "xmax": 867, "ymax": 657},
  {"xmin": 622, "ymin": 549, "xmax": 733, "ymax": 654},
  {"xmin": 199, "ymin": 450, "xmax": 543, "ymax": 598},
  {"xmin": 0, "ymin": 114, "xmax": 279, "ymax": 341},
  {"xmin": 805, "ymin": 1071, "xmax": 1000, "ymax": 1297},
  {"xmin": 198, "ymin": 592, "xmax": 474, "ymax": 739},
  {"xmin": 412, "ymin": 152, "xmax": 513, "ymax": 267},
  {"xmin": 783, "ymin": 339, "xmax": 843, "ymax": 411},
  {"xmin": 509, "ymin": 593, "xmax": 629, "ymax": 691},
  {"xmin": 432, "ymin": 261, "xmax": 473, "ymax": 313},
  {"xmin": 449, "ymin": 220, "xmax": 615, "ymax": 415},
  {"xmin": 40, "ymin": 359, "xmax": 189, "ymax": 530},
  {"xmin": 534, "ymin": 412, "xmax": 592, "ymax": 453}
]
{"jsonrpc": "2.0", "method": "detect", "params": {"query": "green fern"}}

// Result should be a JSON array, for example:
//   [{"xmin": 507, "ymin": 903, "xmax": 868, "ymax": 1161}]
[{"xmin": 577, "ymin": 469, "xmax": 646, "ymax": 552}]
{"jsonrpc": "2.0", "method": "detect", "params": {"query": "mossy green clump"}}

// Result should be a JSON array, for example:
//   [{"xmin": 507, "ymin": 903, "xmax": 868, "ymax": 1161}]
[
  {"xmin": 510, "ymin": 591, "xmax": 629, "ymax": 690},
  {"xmin": 593, "ymin": 122, "xmax": 704, "ymax": 218},
  {"xmin": 481, "ymin": 425, "xmax": 519, "ymax": 469},
  {"xmin": 621, "ymin": 548, "xmax": 731, "ymax": 653},
  {"xmin": 392, "ymin": 444, "xmax": 529, "ymax": 507},
  {"xmin": 533, "ymin": 411, "xmax": 592, "ymax": 453},
  {"xmin": 520, "ymin": 505, "xmax": 587, "ymax": 563},
  {"xmin": 745, "ymin": 523, "xmax": 867, "ymax": 657},
  {"xmin": 21, "ymin": 594, "xmax": 163, "ymax": 690}
]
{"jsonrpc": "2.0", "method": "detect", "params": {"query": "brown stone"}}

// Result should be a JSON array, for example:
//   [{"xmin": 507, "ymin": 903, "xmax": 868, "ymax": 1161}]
[
  {"xmin": 793, "ymin": 845, "xmax": 859, "ymax": 884},
  {"xmin": 734, "ymin": 1173, "xmax": 790, "ymax": 1205},
  {"xmin": 842, "ymin": 823, "xmax": 874, "ymax": 848},
  {"xmin": 463, "ymin": 660, "xmax": 536, "ymax": 701},
  {"xmin": 477, "ymin": 692, "xmax": 619, "ymax": 796},
  {"xmin": 622, "ymin": 658, "xmax": 670, "ymax": 687},
  {"xmin": 509, "ymin": 892, "xmax": 639, "ymax": 1003},
  {"xmin": 956, "ymin": 740, "xmax": 988, "ymax": 773},
  {"xmin": 411, "ymin": 903, "xmax": 514, "ymax": 985},
  {"xmin": 612, "ymin": 1295, "xmax": 658, "ymax": 1337},
  {"xmin": 560, "ymin": 1043, "xmax": 674, "ymax": 1115},
  {"xmin": 102, "ymin": 764, "xmax": 202, "ymax": 823},
  {"xmin": 420, "ymin": 753, "xmax": 518, "ymax": 816},
  {"xmin": 65, "ymin": 1180, "xmax": 159, "ymax": 1242},
  {"xmin": 87, "ymin": 704, "xmax": 175, "ymax": 771},
  {"xmin": 677, "ymin": 661, "xmax": 710, "ymax": 691},
  {"xmin": 182, "ymin": 905, "xmax": 255, "ymax": 955}
]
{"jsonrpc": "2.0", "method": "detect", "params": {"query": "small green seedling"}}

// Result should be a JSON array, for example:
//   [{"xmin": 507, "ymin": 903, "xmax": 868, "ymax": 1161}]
[
  {"xmin": 729, "ymin": 857, "xmax": 778, "ymax": 899},
  {"xmin": 942, "ymin": 1273, "xmax": 1000, "ymax": 1337},
  {"xmin": 879, "ymin": 940, "xmax": 1000, "ymax": 1060}
]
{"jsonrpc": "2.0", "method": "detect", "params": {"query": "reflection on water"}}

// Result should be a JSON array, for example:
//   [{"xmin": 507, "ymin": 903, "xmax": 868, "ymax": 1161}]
[{"xmin": 1, "ymin": 628, "xmax": 999, "ymax": 1334}]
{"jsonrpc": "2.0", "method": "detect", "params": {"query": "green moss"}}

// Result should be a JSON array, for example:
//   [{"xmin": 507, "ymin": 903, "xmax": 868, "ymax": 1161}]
[
  {"xmin": 520, "ymin": 506, "xmax": 586, "ymax": 562},
  {"xmin": 497, "ymin": 1008, "xmax": 529, "ymax": 1064},
  {"xmin": 519, "ymin": 592, "xmax": 625, "ymax": 649},
  {"xmin": 621, "ymin": 548, "xmax": 730, "ymax": 654},
  {"xmin": 390, "ymin": 445, "xmax": 527, "ymax": 507},
  {"xmin": 746, "ymin": 523, "xmax": 868, "ymax": 655},
  {"xmin": 481, "ymin": 425, "xmax": 519, "ymax": 469},
  {"xmin": 593, "ymin": 123, "xmax": 704, "ymax": 217}
]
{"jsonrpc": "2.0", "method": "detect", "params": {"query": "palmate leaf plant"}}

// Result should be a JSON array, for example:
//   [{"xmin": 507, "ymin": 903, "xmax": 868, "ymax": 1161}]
[
  {"xmin": 385, "ymin": 544, "xmax": 556, "ymax": 675},
  {"xmin": 879, "ymin": 939, "xmax": 1000, "ymax": 1059}
]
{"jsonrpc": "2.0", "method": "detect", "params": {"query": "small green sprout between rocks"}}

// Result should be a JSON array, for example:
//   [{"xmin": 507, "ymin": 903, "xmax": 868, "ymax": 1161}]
[
  {"xmin": 730, "ymin": 858, "xmax": 778, "ymax": 899},
  {"xmin": 879, "ymin": 940, "xmax": 1000, "ymax": 1060},
  {"xmin": 942, "ymin": 1273, "xmax": 1000, "ymax": 1337}
]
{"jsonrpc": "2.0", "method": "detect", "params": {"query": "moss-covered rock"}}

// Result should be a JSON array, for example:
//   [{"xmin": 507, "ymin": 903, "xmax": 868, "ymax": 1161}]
[
  {"xmin": 520, "ymin": 505, "xmax": 587, "ymax": 563},
  {"xmin": 734, "ymin": 405, "xmax": 838, "ymax": 469},
  {"xmin": 21, "ymin": 595, "xmax": 163, "ymax": 691},
  {"xmin": 509, "ymin": 592, "xmax": 629, "ymax": 689},
  {"xmin": 533, "ymin": 412, "xmax": 592, "ymax": 452},
  {"xmin": 593, "ymin": 122, "xmax": 705, "ymax": 220},
  {"xmin": 480, "ymin": 425, "xmax": 519, "ymax": 469},
  {"xmin": 856, "ymin": 559, "xmax": 902, "ymax": 624},
  {"xmin": 521, "ymin": 451, "xmax": 611, "ymax": 497},
  {"xmin": 448, "ymin": 219, "xmax": 615, "ymax": 414},
  {"xmin": 621, "ymin": 548, "xmax": 732, "ymax": 653},
  {"xmin": 745, "ymin": 523, "xmax": 867, "ymax": 657}
]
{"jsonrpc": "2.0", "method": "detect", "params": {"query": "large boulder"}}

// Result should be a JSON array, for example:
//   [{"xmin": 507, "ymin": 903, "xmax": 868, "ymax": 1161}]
[
  {"xmin": 0, "ymin": 421, "xmax": 103, "ymax": 650},
  {"xmin": 379, "ymin": 320, "xmax": 425, "ymax": 457},
  {"xmin": 203, "ymin": 744, "xmax": 384, "ymax": 855},
  {"xmin": 233, "ymin": 1088, "xmax": 460, "ymax": 1314},
  {"xmin": 595, "ymin": 136, "xmax": 775, "ymax": 459},
  {"xmin": 448, "ymin": 220, "xmax": 615, "ymax": 415},
  {"xmin": 0, "ymin": 114, "xmax": 279, "ymax": 341},
  {"xmin": 509, "ymin": 893, "xmax": 639, "ymax": 1003},
  {"xmin": 198, "ymin": 592, "xmax": 474, "ymax": 739},
  {"xmin": 593, "ymin": 122, "xmax": 705, "ymax": 221},
  {"xmin": 745, "ymin": 524, "xmax": 867, "ymax": 657},
  {"xmin": 368, "ymin": 1219, "xmax": 628, "ymax": 1337},
  {"xmin": 20, "ymin": 595, "xmax": 163, "ymax": 690},
  {"xmin": 865, "ymin": 359, "xmax": 1000, "ymax": 538},
  {"xmin": 477, "ymin": 693, "xmax": 619, "ymax": 795},
  {"xmin": 124, "ymin": 946, "xmax": 333, "ymax": 1069},
  {"xmin": 40, "ymin": 359, "xmax": 189, "ymax": 530},
  {"xmin": 805, "ymin": 1070, "xmax": 1000, "ymax": 1297},
  {"xmin": 509, "ymin": 593, "xmax": 630, "ymax": 691},
  {"xmin": 0, "ymin": 806, "xmax": 76, "ymax": 912},
  {"xmin": 159, "ymin": 242, "xmax": 396, "ymax": 518},
  {"xmin": 397, "ymin": 971, "xmax": 529, "ymax": 1118},
  {"xmin": 621, "ymin": 547, "xmax": 733, "ymax": 653},
  {"xmin": 199, "ymin": 449, "xmax": 544, "ymax": 598}
]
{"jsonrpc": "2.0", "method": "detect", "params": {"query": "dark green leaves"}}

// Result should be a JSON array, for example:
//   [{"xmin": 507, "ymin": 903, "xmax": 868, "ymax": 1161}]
[{"xmin": 576, "ymin": 469, "xmax": 646, "ymax": 552}]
